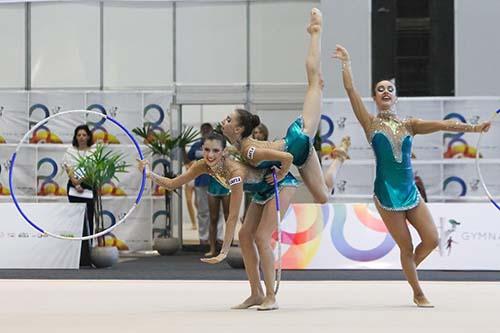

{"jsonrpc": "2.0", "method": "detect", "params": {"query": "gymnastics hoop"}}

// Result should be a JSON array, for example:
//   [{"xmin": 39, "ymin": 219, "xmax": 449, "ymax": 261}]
[
  {"xmin": 8, "ymin": 109, "xmax": 146, "ymax": 241},
  {"xmin": 475, "ymin": 108, "xmax": 500, "ymax": 211},
  {"xmin": 272, "ymin": 168, "xmax": 282, "ymax": 295}
]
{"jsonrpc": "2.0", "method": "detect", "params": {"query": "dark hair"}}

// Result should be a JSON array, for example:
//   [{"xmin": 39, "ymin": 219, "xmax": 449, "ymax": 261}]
[
  {"xmin": 373, "ymin": 79, "xmax": 397, "ymax": 97},
  {"xmin": 72, "ymin": 125, "xmax": 93, "ymax": 148},
  {"xmin": 200, "ymin": 122, "xmax": 213, "ymax": 131},
  {"xmin": 235, "ymin": 108, "xmax": 260, "ymax": 138},
  {"xmin": 252, "ymin": 123, "xmax": 269, "ymax": 141},
  {"xmin": 202, "ymin": 131, "xmax": 227, "ymax": 149}
]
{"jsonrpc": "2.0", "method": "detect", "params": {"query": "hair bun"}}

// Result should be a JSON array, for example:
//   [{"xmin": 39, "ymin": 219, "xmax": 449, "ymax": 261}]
[{"xmin": 251, "ymin": 114, "xmax": 261, "ymax": 128}]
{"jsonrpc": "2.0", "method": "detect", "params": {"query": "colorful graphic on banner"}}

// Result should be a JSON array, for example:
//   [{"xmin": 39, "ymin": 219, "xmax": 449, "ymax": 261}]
[
  {"xmin": 319, "ymin": 114, "xmax": 335, "ymax": 157},
  {"xmin": 101, "ymin": 210, "xmax": 129, "ymax": 251},
  {"xmin": 0, "ymin": 106, "xmax": 6, "ymax": 142},
  {"xmin": 443, "ymin": 112, "xmax": 480, "ymax": 158},
  {"xmin": 438, "ymin": 217, "xmax": 461, "ymax": 256},
  {"xmin": 277, "ymin": 203, "xmax": 500, "ymax": 270},
  {"xmin": 86, "ymin": 104, "xmax": 120, "ymax": 144},
  {"xmin": 443, "ymin": 176, "xmax": 467, "ymax": 197},
  {"xmin": 29, "ymin": 104, "xmax": 63, "ymax": 144},
  {"xmin": 144, "ymin": 104, "xmax": 166, "ymax": 135},
  {"xmin": 330, "ymin": 204, "xmax": 396, "ymax": 262},
  {"xmin": 0, "ymin": 163, "xmax": 10, "ymax": 195},
  {"xmin": 100, "ymin": 181, "xmax": 126, "ymax": 197},
  {"xmin": 37, "ymin": 157, "xmax": 66, "ymax": 196},
  {"xmin": 272, "ymin": 205, "xmax": 328, "ymax": 269}
]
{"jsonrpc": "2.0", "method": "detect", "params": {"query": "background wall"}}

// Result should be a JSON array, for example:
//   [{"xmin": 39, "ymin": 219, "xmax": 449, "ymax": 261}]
[
  {"xmin": 1, "ymin": 1, "xmax": 498, "ymax": 96},
  {"xmin": 454, "ymin": 0, "xmax": 500, "ymax": 96},
  {"xmin": 0, "ymin": 0, "xmax": 499, "ymax": 248}
]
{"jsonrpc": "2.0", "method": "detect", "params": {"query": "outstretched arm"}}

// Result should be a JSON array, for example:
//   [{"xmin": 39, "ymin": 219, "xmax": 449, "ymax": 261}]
[
  {"xmin": 201, "ymin": 175, "xmax": 244, "ymax": 264},
  {"xmin": 137, "ymin": 159, "xmax": 207, "ymax": 190},
  {"xmin": 409, "ymin": 119, "xmax": 491, "ymax": 135},
  {"xmin": 332, "ymin": 44, "xmax": 373, "ymax": 133}
]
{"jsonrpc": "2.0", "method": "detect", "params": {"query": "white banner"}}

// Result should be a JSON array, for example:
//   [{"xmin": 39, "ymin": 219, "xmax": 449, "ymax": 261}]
[
  {"xmin": 0, "ymin": 203, "xmax": 84, "ymax": 269},
  {"xmin": 277, "ymin": 203, "xmax": 500, "ymax": 270},
  {"xmin": 0, "ymin": 91, "xmax": 173, "ymax": 251}
]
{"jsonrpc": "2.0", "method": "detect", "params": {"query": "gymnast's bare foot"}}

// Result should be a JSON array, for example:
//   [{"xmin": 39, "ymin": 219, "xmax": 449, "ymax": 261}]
[
  {"xmin": 257, "ymin": 295, "xmax": 279, "ymax": 311},
  {"xmin": 413, "ymin": 294, "xmax": 434, "ymax": 308},
  {"xmin": 231, "ymin": 294, "xmax": 265, "ymax": 310},
  {"xmin": 307, "ymin": 8, "xmax": 322, "ymax": 34},
  {"xmin": 331, "ymin": 136, "xmax": 351, "ymax": 161}
]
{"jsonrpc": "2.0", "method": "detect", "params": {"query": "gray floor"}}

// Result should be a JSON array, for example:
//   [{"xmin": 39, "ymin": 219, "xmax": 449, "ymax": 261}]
[
  {"xmin": 2, "ymin": 279, "xmax": 500, "ymax": 333},
  {"xmin": 1, "ymin": 252, "xmax": 499, "ymax": 281}
]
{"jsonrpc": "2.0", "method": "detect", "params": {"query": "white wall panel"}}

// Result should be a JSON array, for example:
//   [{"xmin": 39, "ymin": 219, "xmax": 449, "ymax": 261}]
[
  {"xmin": 455, "ymin": 0, "xmax": 500, "ymax": 96},
  {"xmin": 31, "ymin": 3, "xmax": 100, "ymax": 88},
  {"xmin": 103, "ymin": 3, "xmax": 173, "ymax": 88},
  {"xmin": 321, "ymin": 0, "xmax": 371, "ymax": 98},
  {"xmin": 177, "ymin": 2, "xmax": 246, "ymax": 84},
  {"xmin": 0, "ymin": 4, "xmax": 25, "ymax": 89},
  {"xmin": 250, "ymin": 1, "xmax": 320, "ymax": 83}
]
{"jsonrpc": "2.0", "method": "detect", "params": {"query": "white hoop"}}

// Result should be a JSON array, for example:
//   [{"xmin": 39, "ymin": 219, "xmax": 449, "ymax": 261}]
[
  {"xmin": 8, "ymin": 109, "xmax": 146, "ymax": 241},
  {"xmin": 475, "ymin": 109, "xmax": 500, "ymax": 211}
]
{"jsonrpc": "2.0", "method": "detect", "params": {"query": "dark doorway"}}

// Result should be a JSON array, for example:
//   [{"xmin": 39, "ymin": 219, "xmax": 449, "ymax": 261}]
[{"xmin": 372, "ymin": 0, "xmax": 455, "ymax": 96}]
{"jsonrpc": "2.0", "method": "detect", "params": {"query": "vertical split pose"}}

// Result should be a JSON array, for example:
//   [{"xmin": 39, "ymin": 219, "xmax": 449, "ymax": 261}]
[
  {"xmin": 332, "ymin": 44, "xmax": 490, "ymax": 307},
  {"xmin": 221, "ymin": 8, "xmax": 350, "ymax": 202}
]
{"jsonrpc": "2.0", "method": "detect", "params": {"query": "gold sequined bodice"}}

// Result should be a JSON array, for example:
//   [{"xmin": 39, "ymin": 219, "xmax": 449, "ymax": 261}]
[
  {"xmin": 368, "ymin": 111, "xmax": 413, "ymax": 163},
  {"xmin": 205, "ymin": 156, "xmax": 268, "ymax": 189}
]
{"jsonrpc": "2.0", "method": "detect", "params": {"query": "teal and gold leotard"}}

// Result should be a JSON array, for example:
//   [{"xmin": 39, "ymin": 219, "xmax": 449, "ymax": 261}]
[
  {"xmin": 249, "ymin": 117, "xmax": 313, "ymax": 170},
  {"xmin": 208, "ymin": 177, "xmax": 230, "ymax": 197},
  {"xmin": 369, "ymin": 111, "xmax": 420, "ymax": 211},
  {"xmin": 284, "ymin": 116, "xmax": 313, "ymax": 167},
  {"xmin": 207, "ymin": 161, "xmax": 299, "ymax": 205}
]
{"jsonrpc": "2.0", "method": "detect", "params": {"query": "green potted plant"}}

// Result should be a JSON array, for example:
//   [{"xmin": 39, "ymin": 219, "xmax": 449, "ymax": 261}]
[
  {"xmin": 132, "ymin": 125, "xmax": 199, "ymax": 255},
  {"xmin": 74, "ymin": 144, "xmax": 130, "ymax": 268}
]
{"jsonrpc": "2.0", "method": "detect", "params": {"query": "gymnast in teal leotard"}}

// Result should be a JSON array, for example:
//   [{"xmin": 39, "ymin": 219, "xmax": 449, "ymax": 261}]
[
  {"xmin": 369, "ymin": 111, "xmax": 420, "ymax": 211},
  {"xmin": 333, "ymin": 44, "xmax": 491, "ymax": 308},
  {"xmin": 138, "ymin": 130, "xmax": 298, "ymax": 311}
]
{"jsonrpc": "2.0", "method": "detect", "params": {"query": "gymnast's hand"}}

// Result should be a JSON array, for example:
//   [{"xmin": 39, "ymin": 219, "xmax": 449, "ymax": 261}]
[
  {"xmin": 265, "ymin": 167, "xmax": 285, "ymax": 185},
  {"xmin": 331, "ymin": 44, "xmax": 350, "ymax": 63},
  {"xmin": 200, "ymin": 252, "xmax": 227, "ymax": 264},
  {"xmin": 136, "ymin": 159, "xmax": 151, "ymax": 177}
]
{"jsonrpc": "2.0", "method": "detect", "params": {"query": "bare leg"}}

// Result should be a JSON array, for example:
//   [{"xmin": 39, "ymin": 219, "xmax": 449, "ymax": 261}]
[
  {"xmin": 206, "ymin": 195, "xmax": 220, "ymax": 257},
  {"xmin": 220, "ymin": 195, "xmax": 231, "ymax": 244},
  {"xmin": 184, "ymin": 184, "xmax": 197, "ymax": 230},
  {"xmin": 374, "ymin": 199, "xmax": 433, "ymax": 307},
  {"xmin": 232, "ymin": 203, "xmax": 265, "ymax": 309},
  {"xmin": 256, "ymin": 187, "xmax": 296, "ymax": 311},
  {"xmin": 302, "ymin": 8, "xmax": 323, "ymax": 137},
  {"xmin": 406, "ymin": 200, "xmax": 439, "ymax": 267},
  {"xmin": 296, "ymin": 9, "xmax": 331, "ymax": 203},
  {"xmin": 221, "ymin": 195, "xmax": 230, "ymax": 221},
  {"xmin": 406, "ymin": 200, "xmax": 438, "ymax": 307},
  {"xmin": 299, "ymin": 153, "xmax": 329, "ymax": 203}
]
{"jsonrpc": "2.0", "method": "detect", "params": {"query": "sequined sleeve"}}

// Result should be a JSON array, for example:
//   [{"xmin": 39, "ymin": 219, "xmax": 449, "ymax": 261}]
[{"xmin": 403, "ymin": 118, "xmax": 415, "ymax": 136}]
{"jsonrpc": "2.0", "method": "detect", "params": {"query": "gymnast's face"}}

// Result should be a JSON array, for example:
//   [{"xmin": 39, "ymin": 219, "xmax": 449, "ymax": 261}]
[
  {"xmin": 220, "ymin": 111, "xmax": 241, "ymax": 138},
  {"xmin": 76, "ymin": 129, "xmax": 90, "ymax": 148},
  {"xmin": 203, "ymin": 139, "xmax": 224, "ymax": 167},
  {"xmin": 252, "ymin": 126, "xmax": 267, "ymax": 141},
  {"xmin": 373, "ymin": 80, "xmax": 397, "ymax": 111}
]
